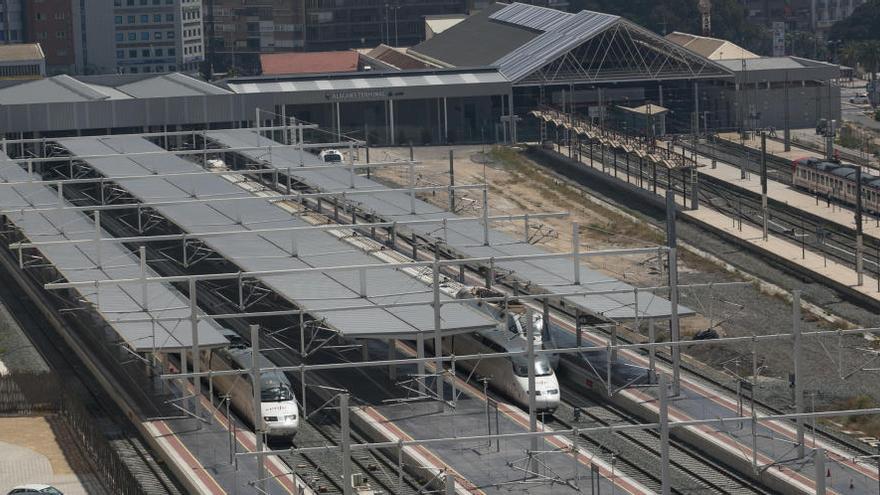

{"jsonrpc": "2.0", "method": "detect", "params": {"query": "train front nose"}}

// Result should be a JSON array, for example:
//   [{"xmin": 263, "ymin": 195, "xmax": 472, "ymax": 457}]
[{"xmin": 537, "ymin": 387, "xmax": 561, "ymax": 412}]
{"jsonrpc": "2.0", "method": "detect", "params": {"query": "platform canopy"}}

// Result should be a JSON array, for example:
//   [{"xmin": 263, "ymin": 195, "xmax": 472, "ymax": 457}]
[
  {"xmin": 0, "ymin": 157, "xmax": 228, "ymax": 352},
  {"xmin": 207, "ymin": 129, "xmax": 694, "ymax": 321},
  {"xmin": 55, "ymin": 136, "xmax": 498, "ymax": 341}
]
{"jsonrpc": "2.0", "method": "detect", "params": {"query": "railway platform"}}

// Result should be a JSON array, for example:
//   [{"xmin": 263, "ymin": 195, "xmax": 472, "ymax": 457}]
[
  {"xmin": 143, "ymin": 372, "xmax": 309, "ymax": 495},
  {"xmin": 368, "ymin": 341, "xmax": 652, "ymax": 495},
  {"xmin": 703, "ymin": 135, "xmax": 880, "ymax": 238},
  {"xmin": 663, "ymin": 139, "xmax": 880, "ymax": 300}
]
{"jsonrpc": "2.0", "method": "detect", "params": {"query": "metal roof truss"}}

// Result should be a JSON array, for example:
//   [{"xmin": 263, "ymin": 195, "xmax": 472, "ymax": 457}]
[{"xmin": 514, "ymin": 21, "xmax": 733, "ymax": 86}]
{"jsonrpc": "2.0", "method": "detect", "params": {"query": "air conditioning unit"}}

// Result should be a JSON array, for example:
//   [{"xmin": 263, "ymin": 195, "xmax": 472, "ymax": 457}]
[{"xmin": 351, "ymin": 473, "xmax": 374, "ymax": 495}]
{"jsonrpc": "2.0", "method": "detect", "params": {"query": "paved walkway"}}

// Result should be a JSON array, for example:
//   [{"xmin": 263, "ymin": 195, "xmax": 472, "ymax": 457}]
[{"xmin": 0, "ymin": 416, "xmax": 105, "ymax": 495}]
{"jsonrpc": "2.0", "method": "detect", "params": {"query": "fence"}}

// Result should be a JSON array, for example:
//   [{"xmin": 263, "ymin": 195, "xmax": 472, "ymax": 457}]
[{"xmin": 0, "ymin": 372, "xmax": 148, "ymax": 495}]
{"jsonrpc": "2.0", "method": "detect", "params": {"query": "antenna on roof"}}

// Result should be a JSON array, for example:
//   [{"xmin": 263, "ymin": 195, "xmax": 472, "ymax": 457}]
[{"xmin": 698, "ymin": 0, "xmax": 712, "ymax": 36}]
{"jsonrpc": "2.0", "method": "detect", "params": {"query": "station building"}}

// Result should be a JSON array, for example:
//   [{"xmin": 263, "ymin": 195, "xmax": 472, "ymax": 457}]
[{"xmin": 0, "ymin": 2, "xmax": 841, "ymax": 144}]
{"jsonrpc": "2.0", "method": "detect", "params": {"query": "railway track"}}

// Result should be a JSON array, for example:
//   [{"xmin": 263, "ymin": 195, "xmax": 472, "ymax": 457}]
[{"xmin": 548, "ymin": 389, "xmax": 772, "ymax": 495}]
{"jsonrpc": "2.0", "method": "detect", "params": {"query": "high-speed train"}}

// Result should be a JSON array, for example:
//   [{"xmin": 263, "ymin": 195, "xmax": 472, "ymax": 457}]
[
  {"xmin": 446, "ymin": 287, "xmax": 561, "ymax": 412},
  {"xmin": 202, "ymin": 336, "xmax": 300, "ymax": 438}
]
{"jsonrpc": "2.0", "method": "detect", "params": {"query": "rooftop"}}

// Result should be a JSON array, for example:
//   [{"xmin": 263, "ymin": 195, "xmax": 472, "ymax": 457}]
[
  {"xmin": 363, "ymin": 45, "xmax": 432, "ymax": 70},
  {"xmin": 260, "ymin": 51, "xmax": 360, "ymax": 76},
  {"xmin": 665, "ymin": 32, "xmax": 759, "ymax": 60},
  {"xmin": 411, "ymin": 3, "xmax": 542, "ymax": 68},
  {"xmin": 424, "ymin": 14, "xmax": 467, "ymax": 38},
  {"xmin": 0, "ymin": 43, "xmax": 44, "ymax": 62},
  {"xmin": 0, "ymin": 72, "xmax": 230, "ymax": 104},
  {"xmin": 410, "ymin": 2, "xmax": 732, "ymax": 84}
]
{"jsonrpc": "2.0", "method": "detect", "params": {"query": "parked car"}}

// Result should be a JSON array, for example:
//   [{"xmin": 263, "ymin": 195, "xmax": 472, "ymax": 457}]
[
  {"xmin": 7, "ymin": 485, "xmax": 63, "ymax": 495},
  {"xmin": 850, "ymin": 92, "xmax": 870, "ymax": 104}
]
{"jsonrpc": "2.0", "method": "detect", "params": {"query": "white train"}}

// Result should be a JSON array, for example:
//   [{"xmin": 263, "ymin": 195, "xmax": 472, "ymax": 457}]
[
  {"xmin": 447, "ymin": 287, "xmax": 561, "ymax": 412},
  {"xmin": 318, "ymin": 149, "xmax": 344, "ymax": 163},
  {"xmin": 202, "ymin": 340, "xmax": 300, "ymax": 438}
]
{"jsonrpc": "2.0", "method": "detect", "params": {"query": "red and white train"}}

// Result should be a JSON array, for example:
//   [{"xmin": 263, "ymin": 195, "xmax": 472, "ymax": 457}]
[{"xmin": 791, "ymin": 157, "xmax": 880, "ymax": 211}]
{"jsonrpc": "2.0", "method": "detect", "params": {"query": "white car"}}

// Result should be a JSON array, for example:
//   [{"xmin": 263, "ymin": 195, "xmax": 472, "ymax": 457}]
[
  {"xmin": 849, "ymin": 92, "xmax": 869, "ymax": 104},
  {"xmin": 7, "ymin": 485, "xmax": 63, "ymax": 495}
]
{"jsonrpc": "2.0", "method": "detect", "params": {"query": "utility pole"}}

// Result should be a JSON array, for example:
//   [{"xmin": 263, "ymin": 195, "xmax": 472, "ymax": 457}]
[
  {"xmin": 250, "ymin": 324, "xmax": 267, "ymax": 495},
  {"xmin": 792, "ymin": 290, "xmax": 805, "ymax": 458},
  {"xmin": 665, "ymin": 190, "xmax": 681, "ymax": 396},
  {"xmin": 784, "ymin": 70, "xmax": 791, "ymax": 151},
  {"xmin": 760, "ymin": 132, "xmax": 769, "ymax": 241},
  {"xmin": 659, "ymin": 373, "xmax": 671, "ymax": 495},
  {"xmin": 856, "ymin": 165, "xmax": 864, "ymax": 285},
  {"xmin": 448, "ymin": 150, "xmax": 455, "ymax": 212}
]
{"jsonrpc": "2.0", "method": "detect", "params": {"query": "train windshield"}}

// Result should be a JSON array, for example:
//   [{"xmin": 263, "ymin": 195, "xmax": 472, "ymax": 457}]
[
  {"xmin": 323, "ymin": 152, "xmax": 343, "ymax": 162},
  {"xmin": 260, "ymin": 373, "xmax": 294, "ymax": 402},
  {"xmin": 512, "ymin": 356, "xmax": 554, "ymax": 377}
]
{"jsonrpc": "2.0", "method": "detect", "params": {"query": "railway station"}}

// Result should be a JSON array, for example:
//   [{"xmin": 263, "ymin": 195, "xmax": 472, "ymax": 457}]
[
  {"xmin": 2, "ymin": 2, "xmax": 880, "ymax": 495},
  {"xmin": 0, "ymin": 3, "xmax": 841, "ymax": 147}
]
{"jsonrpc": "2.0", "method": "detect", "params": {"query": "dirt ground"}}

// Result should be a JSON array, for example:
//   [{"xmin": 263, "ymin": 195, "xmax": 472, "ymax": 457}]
[{"xmin": 364, "ymin": 144, "xmax": 880, "ymax": 437}]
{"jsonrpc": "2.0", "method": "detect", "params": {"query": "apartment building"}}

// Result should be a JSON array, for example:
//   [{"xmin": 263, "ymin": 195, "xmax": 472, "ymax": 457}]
[{"xmin": 0, "ymin": 0, "xmax": 23, "ymax": 44}]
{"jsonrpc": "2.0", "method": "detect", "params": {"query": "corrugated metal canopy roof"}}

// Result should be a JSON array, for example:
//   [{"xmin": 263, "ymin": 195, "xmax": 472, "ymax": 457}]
[
  {"xmin": 226, "ymin": 69, "xmax": 509, "ymax": 95},
  {"xmin": 495, "ymin": 9, "xmax": 620, "ymax": 82},
  {"xmin": 0, "ymin": 72, "xmax": 230, "ymax": 104},
  {"xmin": 207, "ymin": 129, "xmax": 694, "ymax": 321},
  {"xmin": 488, "ymin": 2, "xmax": 574, "ymax": 31},
  {"xmin": 55, "ymin": 136, "xmax": 497, "ymax": 340},
  {"xmin": 0, "ymin": 157, "xmax": 228, "ymax": 352}
]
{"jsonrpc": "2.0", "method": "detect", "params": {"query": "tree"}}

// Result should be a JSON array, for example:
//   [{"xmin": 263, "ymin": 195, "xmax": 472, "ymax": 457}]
[
  {"xmin": 842, "ymin": 40, "xmax": 880, "ymax": 81},
  {"xmin": 569, "ymin": 0, "xmax": 760, "ymax": 53},
  {"xmin": 829, "ymin": 0, "xmax": 880, "ymax": 42}
]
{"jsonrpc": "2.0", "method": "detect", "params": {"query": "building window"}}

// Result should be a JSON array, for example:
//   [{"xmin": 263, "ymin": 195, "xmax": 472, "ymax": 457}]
[
  {"xmin": 142, "ymin": 48, "xmax": 150, "ymax": 57},
  {"xmin": 141, "ymin": 31, "xmax": 149, "ymax": 40},
  {"xmin": 167, "ymin": 31, "xmax": 174, "ymax": 39},
  {"xmin": 127, "ymin": 15, "xmax": 135, "ymax": 24},
  {"xmin": 155, "ymin": 48, "xmax": 163, "ymax": 56},
  {"xmin": 166, "ymin": 13, "xmax": 173, "ymax": 22},
  {"xmin": 116, "ymin": 33, "xmax": 124, "ymax": 41},
  {"xmin": 117, "ymin": 49, "xmax": 125, "ymax": 58},
  {"xmin": 154, "ymin": 14, "xmax": 161, "ymax": 23},
  {"xmin": 168, "ymin": 48, "xmax": 175, "ymax": 56},
  {"xmin": 140, "ymin": 14, "xmax": 149, "ymax": 23},
  {"xmin": 128, "ymin": 32, "xmax": 136, "ymax": 40},
  {"xmin": 129, "ymin": 49, "xmax": 137, "ymax": 58},
  {"xmin": 115, "ymin": 16, "xmax": 122, "ymax": 24},
  {"xmin": 154, "ymin": 31, "xmax": 162, "ymax": 39}
]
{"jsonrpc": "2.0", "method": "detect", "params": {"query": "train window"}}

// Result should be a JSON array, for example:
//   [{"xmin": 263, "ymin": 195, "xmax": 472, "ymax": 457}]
[
  {"xmin": 512, "ymin": 355, "xmax": 554, "ymax": 377},
  {"xmin": 260, "ymin": 373, "xmax": 294, "ymax": 402}
]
